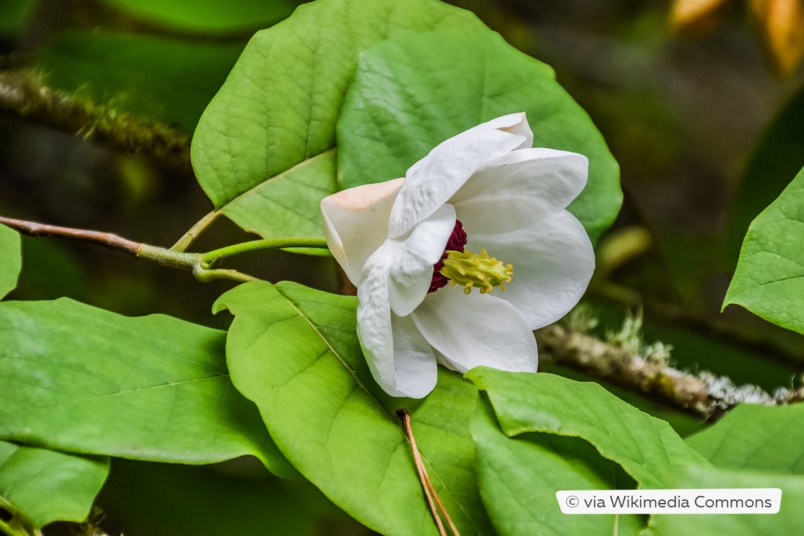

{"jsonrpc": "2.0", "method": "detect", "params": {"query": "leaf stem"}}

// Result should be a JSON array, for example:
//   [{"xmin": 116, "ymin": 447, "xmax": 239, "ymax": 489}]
[
  {"xmin": 171, "ymin": 210, "xmax": 220, "ymax": 252},
  {"xmin": 201, "ymin": 237, "xmax": 329, "ymax": 264}
]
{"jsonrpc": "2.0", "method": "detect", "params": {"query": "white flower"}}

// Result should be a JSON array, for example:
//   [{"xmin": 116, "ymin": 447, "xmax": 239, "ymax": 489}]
[{"xmin": 321, "ymin": 113, "xmax": 594, "ymax": 398}]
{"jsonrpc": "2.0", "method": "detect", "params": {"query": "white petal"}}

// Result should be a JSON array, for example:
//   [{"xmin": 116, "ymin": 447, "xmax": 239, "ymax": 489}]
[
  {"xmin": 320, "ymin": 178, "xmax": 404, "ymax": 285},
  {"xmin": 388, "ymin": 114, "xmax": 532, "ymax": 239},
  {"xmin": 388, "ymin": 314, "xmax": 438, "ymax": 398},
  {"xmin": 387, "ymin": 204, "xmax": 456, "ymax": 317},
  {"xmin": 412, "ymin": 287, "xmax": 538, "ymax": 374},
  {"xmin": 471, "ymin": 210, "xmax": 594, "ymax": 329},
  {"xmin": 356, "ymin": 253, "xmax": 396, "ymax": 390},
  {"xmin": 451, "ymin": 149, "xmax": 588, "ymax": 235},
  {"xmin": 479, "ymin": 112, "xmax": 534, "ymax": 148},
  {"xmin": 356, "ymin": 252, "xmax": 437, "ymax": 398}
]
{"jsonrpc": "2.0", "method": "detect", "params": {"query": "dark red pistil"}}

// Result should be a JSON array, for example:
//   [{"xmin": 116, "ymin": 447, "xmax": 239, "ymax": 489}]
[{"xmin": 429, "ymin": 219, "xmax": 467, "ymax": 293}]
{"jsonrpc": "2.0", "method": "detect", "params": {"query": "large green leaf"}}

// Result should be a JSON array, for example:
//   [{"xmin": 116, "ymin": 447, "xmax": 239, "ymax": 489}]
[
  {"xmin": 191, "ymin": 0, "xmax": 487, "ymax": 241},
  {"xmin": 686, "ymin": 403, "xmax": 804, "ymax": 474},
  {"xmin": 99, "ymin": 0, "xmax": 298, "ymax": 34},
  {"xmin": 0, "ymin": 441, "xmax": 108, "ymax": 529},
  {"xmin": 0, "ymin": 298, "xmax": 292, "ymax": 476},
  {"xmin": 337, "ymin": 32, "xmax": 621, "ymax": 244},
  {"xmin": 35, "ymin": 30, "xmax": 243, "ymax": 131},
  {"xmin": 723, "ymin": 166, "xmax": 804, "ymax": 334},
  {"xmin": 214, "ymin": 281, "xmax": 492, "ymax": 536},
  {"xmin": 471, "ymin": 399, "xmax": 642, "ymax": 536},
  {"xmin": 646, "ymin": 464, "xmax": 804, "ymax": 535},
  {"xmin": 466, "ymin": 368, "xmax": 709, "ymax": 489},
  {"xmin": 0, "ymin": 224, "xmax": 21, "ymax": 298}
]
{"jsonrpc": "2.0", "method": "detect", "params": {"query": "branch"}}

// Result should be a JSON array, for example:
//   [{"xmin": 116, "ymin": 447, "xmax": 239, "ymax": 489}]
[
  {"xmin": 537, "ymin": 323, "xmax": 804, "ymax": 420},
  {"xmin": 0, "ymin": 69, "xmax": 191, "ymax": 174},
  {"xmin": 0, "ymin": 215, "xmax": 255, "ymax": 283}
]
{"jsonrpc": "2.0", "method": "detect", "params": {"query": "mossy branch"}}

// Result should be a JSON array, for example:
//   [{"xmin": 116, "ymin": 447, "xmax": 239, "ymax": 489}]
[{"xmin": 0, "ymin": 69, "xmax": 191, "ymax": 173}]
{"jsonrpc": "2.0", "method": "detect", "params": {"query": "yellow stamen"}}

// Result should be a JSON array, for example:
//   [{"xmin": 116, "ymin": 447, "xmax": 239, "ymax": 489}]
[{"xmin": 439, "ymin": 249, "xmax": 513, "ymax": 294}]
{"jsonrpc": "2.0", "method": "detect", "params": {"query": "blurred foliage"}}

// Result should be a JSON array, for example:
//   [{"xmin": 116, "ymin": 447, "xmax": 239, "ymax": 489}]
[
  {"xmin": 34, "ymin": 30, "xmax": 244, "ymax": 131},
  {"xmin": 0, "ymin": 0, "xmax": 32, "ymax": 36},
  {"xmin": 97, "ymin": 0, "xmax": 299, "ymax": 34},
  {"xmin": 97, "ymin": 458, "xmax": 369, "ymax": 536},
  {"xmin": 725, "ymin": 86, "xmax": 804, "ymax": 263}
]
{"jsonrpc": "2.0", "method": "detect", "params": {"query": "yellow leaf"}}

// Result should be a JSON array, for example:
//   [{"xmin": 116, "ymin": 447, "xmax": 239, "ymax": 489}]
[
  {"xmin": 751, "ymin": 0, "xmax": 804, "ymax": 76},
  {"xmin": 671, "ymin": 0, "xmax": 731, "ymax": 34}
]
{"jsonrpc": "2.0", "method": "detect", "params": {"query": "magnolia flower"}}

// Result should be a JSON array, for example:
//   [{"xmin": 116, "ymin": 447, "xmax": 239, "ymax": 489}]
[{"xmin": 321, "ymin": 113, "xmax": 594, "ymax": 398}]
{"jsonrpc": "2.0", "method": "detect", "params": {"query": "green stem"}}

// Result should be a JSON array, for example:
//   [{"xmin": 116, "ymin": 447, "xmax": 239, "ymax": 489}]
[
  {"xmin": 171, "ymin": 210, "xmax": 219, "ymax": 252},
  {"xmin": 137, "ymin": 245, "xmax": 258, "ymax": 283},
  {"xmin": 0, "ymin": 516, "xmax": 33, "ymax": 536},
  {"xmin": 192, "ymin": 266, "xmax": 258, "ymax": 283},
  {"xmin": 201, "ymin": 237, "xmax": 329, "ymax": 265},
  {"xmin": 137, "ymin": 244, "xmax": 198, "ymax": 269}
]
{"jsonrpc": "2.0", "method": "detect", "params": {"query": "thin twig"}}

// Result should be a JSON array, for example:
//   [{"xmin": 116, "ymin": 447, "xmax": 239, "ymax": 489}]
[
  {"xmin": 0, "ymin": 215, "xmax": 145, "ymax": 258},
  {"xmin": 0, "ymin": 69, "xmax": 191, "ymax": 174},
  {"xmin": 0, "ymin": 215, "xmax": 257, "ymax": 283},
  {"xmin": 397, "ymin": 409, "xmax": 460, "ymax": 536}
]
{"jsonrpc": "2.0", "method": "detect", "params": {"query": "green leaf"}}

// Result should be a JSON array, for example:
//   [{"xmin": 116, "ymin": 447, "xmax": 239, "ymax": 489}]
[
  {"xmin": 213, "ymin": 149, "xmax": 337, "ymax": 248},
  {"xmin": 0, "ymin": 224, "xmax": 21, "ymax": 299},
  {"xmin": 471, "ymin": 399, "xmax": 643, "ymax": 536},
  {"xmin": 191, "ymin": 0, "xmax": 487, "ymax": 241},
  {"xmin": 337, "ymin": 32, "xmax": 621, "ymax": 244},
  {"xmin": 0, "ymin": 298, "xmax": 292, "ymax": 476},
  {"xmin": 0, "ymin": 441, "xmax": 108, "ymax": 529},
  {"xmin": 646, "ymin": 465, "xmax": 804, "ymax": 535},
  {"xmin": 98, "ymin": 0, "xmax": 298, "ymax": 34},
  {"xmin": 214, "ymin": 281, "xmax": 493, "ymax": 536},
  {"xmin": 686, "ymin": 403, "xmax": 804, "ymax": 474},
  {"xmin": 466, "ymin": 368, "xmax": 709, "ymax": 489},
  {"xmin": 723, "ymin": 166, "xmax": 804, "ymax": 334},
  {"xmin": 35, "ymin": 30, "xmax": 244, "ymax": 131}
]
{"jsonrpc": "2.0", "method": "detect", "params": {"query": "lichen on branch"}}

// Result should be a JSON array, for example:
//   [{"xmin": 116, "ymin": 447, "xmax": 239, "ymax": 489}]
[
  {"xmin": 0, "ymin": 68, "xmax": 191, "ymax": 173},
  {"xmin": 537, "ymin": 322, "xmax": 804, "ymax": 420}
]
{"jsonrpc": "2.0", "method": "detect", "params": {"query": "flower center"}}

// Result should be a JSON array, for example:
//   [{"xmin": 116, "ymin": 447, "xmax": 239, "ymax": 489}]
[{"xmin": 429, "ymin": 220, "xmax": 513, "ymax": 294}]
